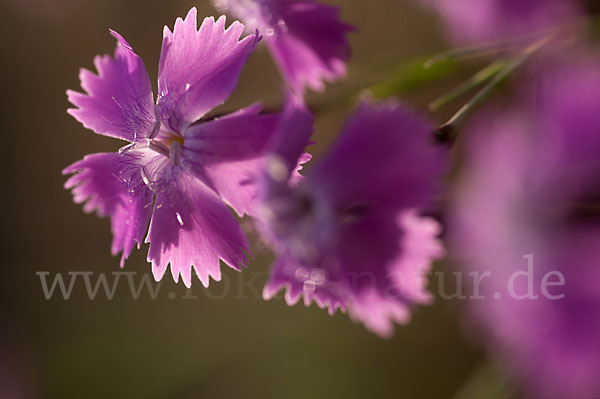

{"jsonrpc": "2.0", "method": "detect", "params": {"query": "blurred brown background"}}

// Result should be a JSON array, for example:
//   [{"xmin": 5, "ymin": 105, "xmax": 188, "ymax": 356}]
[{"xmin": 0, "ymin": 0, "xmax": 483, "ymax": 397}]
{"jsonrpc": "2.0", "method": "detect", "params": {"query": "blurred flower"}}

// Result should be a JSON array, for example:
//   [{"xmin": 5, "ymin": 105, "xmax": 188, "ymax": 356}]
[
  {"xmin": 258, "ymin": 98, "xmax": 444, "ymax": 337},
  {"xmin": 451, "ymin": 57, "xmax": 600, "ymax": 397},
  {"xmin": 419, "ymin": 0, "xmax": 579, "ymax": 44},
  {"xmin": 63, "ymin": 8, "xmax": 281, "ymax": 287},
  {"xmin": 213, "ymin": 0, "xmax": 355, "ymax": 93}
]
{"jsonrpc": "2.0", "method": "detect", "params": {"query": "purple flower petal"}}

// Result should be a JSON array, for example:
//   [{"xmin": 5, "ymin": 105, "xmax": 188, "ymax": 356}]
[
  {"xmin": 450, "ymin": 57, "xmax": 600, "ymax": 397},
  {"xmin": 259, "ymin": 100, "xmax": 444, "ymax": 337},
  {"xmin": 346, "ymin": 289, "xmax": 411, "ymax": 339},
  {"xmin": 309, "ymin": 100, "xmax": 443, "ymax": 209},
  {"xmin": 157, "ymin": 8, "xmax": 260, "ymax": 132},
  {"xmin": 263, "ymin": 255, "xmax": 347, "ymax": 314},
  {"xmin": 534, "ymin": 57, "xmax": 600, "ymax": 186},
  {"xmin": 421, "ymin": 0, "xmax": 579, "ymax": 44},
  {"xmin": 264, "ymin": 0, "xmax": 354, "ymax": 92},
  {"xmin": 63, "ymin": 152, "xmax": 153, "ymax": 265},
  {"xmin": 66, "ymin": 30, "xmax": 155, "ymax": 142},
  {"xmin": 391, "ymin": 211, "xmax": 443, "ymax": 304},
  {"xmin": 263, "ymin": 210, "xmax": 443, "ymax": 338},
  {"xmin": 216, "ymin": 0, "xmax": 354, "ymax": 92},
  {"xmin": 181, "ymin": 103, "xmax": 279, "ymax": 217},
  {"xmin": 146, "ymin": 169, "xmax": 250, "ymax": 288},
  {"xmin": 266, "ymin": 93, "xmax": 314, "ymax": 181}
]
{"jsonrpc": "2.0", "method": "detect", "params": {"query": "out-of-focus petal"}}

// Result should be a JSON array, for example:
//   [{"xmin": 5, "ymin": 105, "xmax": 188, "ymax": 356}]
[
  {"xmin": 336, "ymin": 209, "xmax": 442, "ymax": 337},
  {"xmin": 216, "ymin": 0, "xmax": 354, "ymax": 92},
  {"xmin": 347, "ymin": 289, "xmax": 411, "ymax": 339},
  {"xmin": 270, "ymin": 94, "xmax": 314, "ymax": 178},
  {"xmin": 63, "ymin": 152, "xmax": 153, "ymax": 265},
  {"xmin": 391, "ymin": 211, "xmax": 444, "ymax": 303},
  {"xmin": 157, "ymin": 8, "xmax": 260, "ymax": 132},
  {"xmin": 146, "ymin": 170, "xmax": 250, "ymax": 288},
  {"xmin": 264, "ymin": 0, "xmax": 354, "ymax": 92},
  {"xmin": 262, "ymin": 255, "xmax": 347, "ymax": 315},
  {"xmin": 450, "ymin": 57, "xmax": 600, "ymax": 397},
  {"xmin": 261, "ymin": 210, "xmax": 443, "ymax": 338},
  {"xmin": 67, "ymin": 30, "xmax": 155, "ymax": 142},
  {"xmin": 309, "ymin": 100, "xmax": 443, "ymax": 209},
  {"xmin": 421, "ymin": 0, "xmax": 579, "ymax": 44},
  {"xmin": 534, "ymin": 58, "xmax": 600, "ymax": 189}
]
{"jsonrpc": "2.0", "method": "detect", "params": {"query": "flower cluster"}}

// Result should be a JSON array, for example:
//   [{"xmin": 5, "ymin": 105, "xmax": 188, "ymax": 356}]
[
  {"xmin": 64, "ymin": 3, "xmax": 442, "ymax": 337},
  {"xmin": 63, "ymin": 2, "xmax": 600, "ymax": 395}
]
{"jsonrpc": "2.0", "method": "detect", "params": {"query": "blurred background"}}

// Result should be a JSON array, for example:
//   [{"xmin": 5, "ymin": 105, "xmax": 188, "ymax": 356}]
[{"xmin": 0, "ymin": 0, "xmax": 487, "ymax": 397}]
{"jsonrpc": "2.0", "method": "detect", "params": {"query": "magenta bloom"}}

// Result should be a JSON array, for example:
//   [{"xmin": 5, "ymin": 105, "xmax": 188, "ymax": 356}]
[
  {"xmin": 63, "ymin": 8, "xmax": 281, "ymax": 287},
  {"xmin": 451, "ymin": 58, "xmax": 600, "ymax": 397},
  {"xmin": 214, "ymin": 0, "xmax": 354, "ymax": 93},
  {"xmin": 258, "ymin": 99, "xmax": 444, "ymax": 337},
  {"xmin": 421, "ymin": 0, "xmax": 579, "ymax": 44}
]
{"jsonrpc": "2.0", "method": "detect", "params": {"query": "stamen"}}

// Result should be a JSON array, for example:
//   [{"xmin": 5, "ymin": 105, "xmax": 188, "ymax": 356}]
[
  {"xmin": 140, "ymin": 167, "xmax": 152, "ymax": 187},
  {"xmin": 147, "ymin": 105, "xmax": 162, "ymax": 140},
  {"xmin": 147, "ymin": 139, "xmax": 170, "ymax": 158},
  {"xmin": 118, "ymin": 142, "xmax": 138, "ymax": 154},
  {"xmin": 147, "ymin": 120, "xmax": 161, "ymax": 140}
]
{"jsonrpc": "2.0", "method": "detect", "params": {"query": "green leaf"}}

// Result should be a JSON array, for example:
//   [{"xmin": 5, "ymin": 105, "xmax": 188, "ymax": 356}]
[{"xmin": 369, "ymin": 57, "xmax": 460, "ymax": 99}]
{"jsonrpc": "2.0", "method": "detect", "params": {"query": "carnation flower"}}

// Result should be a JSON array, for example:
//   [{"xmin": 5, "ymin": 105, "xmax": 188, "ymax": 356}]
[
  {"xmin": 64, "ymin": 8, "xmax": 281, "ymax": 287},
  {"xmin": 258, "ymin": 98, "xmax": 444, "ymax": 337}
]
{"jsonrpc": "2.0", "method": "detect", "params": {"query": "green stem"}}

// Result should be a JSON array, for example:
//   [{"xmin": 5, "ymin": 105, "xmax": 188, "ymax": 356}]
[
  {"xmin": 429, "ymin": 60, "xmax": 508, "ymax": 111},
  {"xmin": 424, "ymin": 31, "xmax": 550, "ymax": 68},
  {"xmin": 438, "ymin": 36, "xmax": 552, "ymax": 135}
]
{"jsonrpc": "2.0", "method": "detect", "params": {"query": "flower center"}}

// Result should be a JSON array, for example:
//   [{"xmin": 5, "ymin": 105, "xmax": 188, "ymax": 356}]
[
  {"xmin": 118, "ymin": 129, "xmax": 184, "ymax": 166},
  {"xmin": 163, "ymin": 134, "xmax": 184, "ymax": 147}
]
